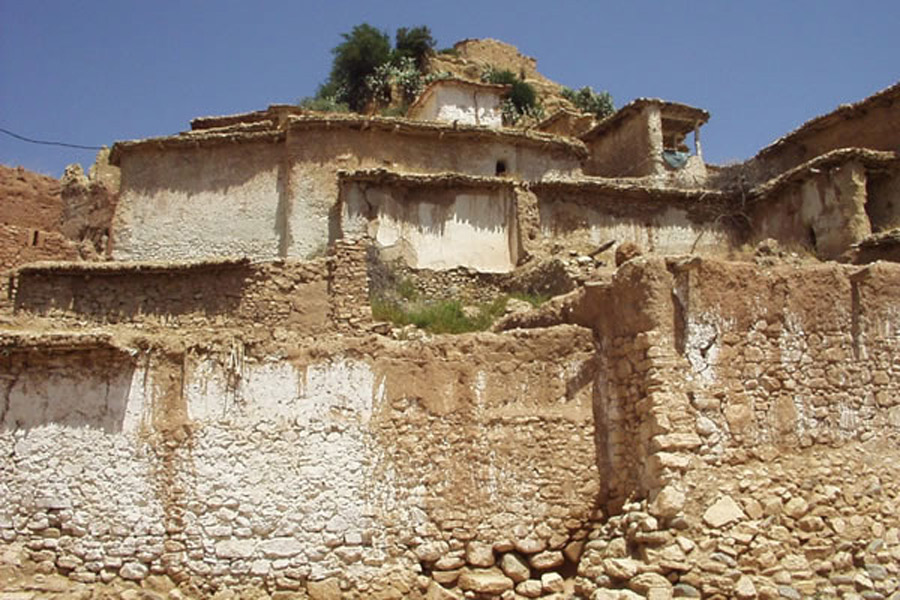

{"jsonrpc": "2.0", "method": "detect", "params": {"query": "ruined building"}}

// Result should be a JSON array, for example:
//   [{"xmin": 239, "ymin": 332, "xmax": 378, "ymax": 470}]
[{"xmin": 1, "ymin": 40, "xmax": 899, "ymax": 600}]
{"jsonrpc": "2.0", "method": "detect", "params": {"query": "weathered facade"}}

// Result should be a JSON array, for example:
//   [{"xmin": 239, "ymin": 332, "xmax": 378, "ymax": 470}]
[
  {"xmin": 407, "ymin": 79, "xmax": 508, "ymax": 128},
  {"xmin": 2, "ymin": 46, "xmax": 900, "ymax": 600}
]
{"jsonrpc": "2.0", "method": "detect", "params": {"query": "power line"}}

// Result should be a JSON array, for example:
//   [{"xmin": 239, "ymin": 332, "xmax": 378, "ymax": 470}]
[{"xmin": 0, "ymin": 126, "xmax": 103, "ymax": 151}]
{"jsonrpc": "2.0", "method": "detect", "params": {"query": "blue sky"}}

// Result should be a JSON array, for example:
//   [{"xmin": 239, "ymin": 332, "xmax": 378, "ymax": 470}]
[{"xmin": 2, "ymin": 1, "xmax": 898, "ymax": 176}]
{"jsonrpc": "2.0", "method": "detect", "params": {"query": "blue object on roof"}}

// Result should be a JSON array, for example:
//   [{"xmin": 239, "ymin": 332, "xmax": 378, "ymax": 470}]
[{"xmin": 662, "ymin": 150, "xmax": 690, "ymax": 169}]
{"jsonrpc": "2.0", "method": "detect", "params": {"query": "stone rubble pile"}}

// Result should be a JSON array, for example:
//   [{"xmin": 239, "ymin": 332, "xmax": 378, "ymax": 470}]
[{"xmin": 414, "ymin": 532, "xmax": 588, "ymax": 600}]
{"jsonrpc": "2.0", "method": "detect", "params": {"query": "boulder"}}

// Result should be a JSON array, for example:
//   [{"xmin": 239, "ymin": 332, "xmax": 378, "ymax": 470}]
[
  {"xmin": 703, "ymin": 495, "xmax": 745, "ymax": 528},
  {"xmin": 458, "ymin": 568, "xmax": 514, "ymax": 594}
]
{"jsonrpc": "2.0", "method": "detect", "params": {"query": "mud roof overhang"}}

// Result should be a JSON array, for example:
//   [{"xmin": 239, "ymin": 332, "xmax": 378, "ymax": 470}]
[
  {"xmin": 109, "ymin": 113, "xmax": 587, "ymax": 166},
  {"xmin": 190, "ymin": 104, "xmax": 304, "ymax": 130},
  {"xmin": 580, "ymin": 99, "xmax": 710, "ymax": 142},
  {"xmin": 747, "ymin": 148, "xmax": 900, "ymax": 203},
  {"xmin": 531, "ymin": 177, "xmax": 732, "ymax": 223},
  {"xmin": 15, "ymin": 257, "xmax": 252, "ymax": 276},
  {"xmin": 754, "ymin": 81, "xmax": 900, "ymax": 160},
  {"xmin": 338, "ymin": 168, "xmax": 517, "ymax": 190},
  {"xmin": 531, "ymin": 177, "xmax": 728, "ymax": 202},
  {"xmin": 0, "ymin": 331, "xmax": 128, "ymax": 353},
  {"xmin": 108, "ymin": 125, "xmax": 285, "ymax": 165},
  {"xmin": 407, "ymin": 77, "xmax": 512, "ymax": 116}
]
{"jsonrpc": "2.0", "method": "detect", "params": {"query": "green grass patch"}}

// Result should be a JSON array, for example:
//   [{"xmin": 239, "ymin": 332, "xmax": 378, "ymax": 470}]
[
  {"xmin": 508, "ymin": 291, "xmax": 550, "ymax": 307},
  {"xmin": 372, "ymin": 296, "xmax": 508, "ymax": 334}
]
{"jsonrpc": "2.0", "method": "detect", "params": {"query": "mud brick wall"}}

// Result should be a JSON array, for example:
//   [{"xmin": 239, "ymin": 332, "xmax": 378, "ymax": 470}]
[
  {"xmin": 11, "ymin": 260, "xmax": 332, "ymax": 333},
  {"xmin": 0, "ymin": 224, "xmax": 81, "ymax": 274}
]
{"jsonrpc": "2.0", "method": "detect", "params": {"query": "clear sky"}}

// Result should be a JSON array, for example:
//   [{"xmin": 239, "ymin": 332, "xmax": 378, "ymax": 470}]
[{"xmin": 2, "ymin": 0, "xmax": 898, "ymax": 177}]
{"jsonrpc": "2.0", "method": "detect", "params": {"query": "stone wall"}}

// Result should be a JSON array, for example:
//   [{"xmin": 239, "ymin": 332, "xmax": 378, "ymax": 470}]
[
  {"xmin": 669, "ymin": 259, "xmax": 900, "ymax": 455},
  {"xmin": 571, "ymin": 258, "xmax": 900, "ymax": 599},
  {"xmin": 0, "ymin": 326, "xmax": 599, "ymax": 598},
  {"xmin": 11, "ymin": 259, "xmax": 331, "ymax": 332}
]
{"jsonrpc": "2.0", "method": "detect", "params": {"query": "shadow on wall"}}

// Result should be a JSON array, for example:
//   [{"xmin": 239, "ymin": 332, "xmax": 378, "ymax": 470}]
[
  {"xmin": 0, "ymin": 348, "xmax": 136, "ymax": 433},
  {"xmin": 124, "ymin": 144, "xmax": 283, "ymax": 196},
  {"xmin": 13, "ymin": 266, "xmax": 253, "ymax": 324},
  {"xmin": 346, "ymin": 186, "xmax": 513, "ymax": 237}
]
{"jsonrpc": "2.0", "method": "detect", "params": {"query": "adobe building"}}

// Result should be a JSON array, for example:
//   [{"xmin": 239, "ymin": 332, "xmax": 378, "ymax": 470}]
[
  {"xmin": 1, "ymin": 46, "xmax": 899, "ymax": 599},
  {"xmin": 406, "ymin": 78, "xmax": 509, "ymax": 128}
]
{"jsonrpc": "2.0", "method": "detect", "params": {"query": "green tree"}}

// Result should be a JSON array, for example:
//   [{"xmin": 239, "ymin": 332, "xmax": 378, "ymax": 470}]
[
  {"xmin": 322, "ymin": 23, "xmax": 392, "ymax": 112},
  {"xmin": 393, "ymin": 26, "xmax": 436, "ymax": 70}
]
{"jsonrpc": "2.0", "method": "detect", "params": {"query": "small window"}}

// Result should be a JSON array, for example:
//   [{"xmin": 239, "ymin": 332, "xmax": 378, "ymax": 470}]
[
  {"xmin": 32, "ymin": 231, "xmax": 39, "ymax": 246},
  {"xmin": 495, "ymin": 160, "xmax": 507, "ymax": 176}
]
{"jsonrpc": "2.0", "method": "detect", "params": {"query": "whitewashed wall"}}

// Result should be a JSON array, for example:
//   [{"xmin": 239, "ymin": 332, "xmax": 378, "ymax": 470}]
[
  {"xmin": 415, "ymin": 86, "xmax": 504, "ymax": 128},
  {"xmin": 344, "ymin": 185, "xmax": 520, "ymax": 272},
  {"xmin": 112, "ymin": 144, "xmax": 284, "ymax": 262}
]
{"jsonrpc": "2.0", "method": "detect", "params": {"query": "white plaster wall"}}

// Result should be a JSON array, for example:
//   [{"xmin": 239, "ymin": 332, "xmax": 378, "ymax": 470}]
[
  {"xmin": 0, "ymin": 354, "xmax": 165, "ymax": 579},
  {"xmin": 417, "ymin": 87, "xmax": 503, "ymax": 128},
  {"xmin": 540, "ymin": 204, "xmax": 731, "ymax": 255},
  {"xmin": 113, "ymin": 145, "xmax": 283, "ymax": 261},
  {"xmin": 1, "ymin": 337, "xmax": 598, "ymax": 591},
  {"xmin": 361, "ymin": 188, "xmax": 518, "ymax": 272},
  {"xmin": 179, "ymin": 356, "xmax": 414, "ymax": 583}
]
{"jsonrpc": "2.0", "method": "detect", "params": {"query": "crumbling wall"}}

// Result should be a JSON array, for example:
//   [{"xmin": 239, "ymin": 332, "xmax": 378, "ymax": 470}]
[
  {"xmin": 866, "ymin": 167, "xmax": 900, "ymax": 232},
  {"xmin": 0, "ymin": 327, "xmax": 599, "ymax": 597},
  {"xmin": 750, "ymin": 160, "xmax": 872, "ymax": 259},
  {"xmin": 0, "ymin": 225, "xmax": 81, "ymax": 275},
  {"xmin": 11, "ymin": 260, "xmax": 331, "ymax": 332},
  {"xmin": 532, "ymin": 186, "xmax": 737, "ymax": 258},
  {"xmin": 59, "ymin": 157, "xmax": 118, "ymax": 257}
]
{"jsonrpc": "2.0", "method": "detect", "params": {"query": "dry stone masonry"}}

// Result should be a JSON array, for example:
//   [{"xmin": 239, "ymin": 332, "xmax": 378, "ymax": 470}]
[{"xmin": 1, "ymin": 39, "xmax": 899, "ymax": 600}]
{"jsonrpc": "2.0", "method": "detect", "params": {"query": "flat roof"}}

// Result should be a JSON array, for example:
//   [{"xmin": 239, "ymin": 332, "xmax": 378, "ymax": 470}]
[
  {"xmin": 339, "ymin": 168, "xmax": 516, "ymax": 189},
  {"xmin": 580, "ymin": 98, "xmax": 710, "ymax": 142},
  {"xmin": 110, "ymin": 112, "xmax": 587, "ymax": 165},
  {"xmin": 755, "ymin": 81, "xmax": 900, "ymax": 160},
  {"xmin": 748, "ymin": 148, "xmax": 900, "ymax": 201}
]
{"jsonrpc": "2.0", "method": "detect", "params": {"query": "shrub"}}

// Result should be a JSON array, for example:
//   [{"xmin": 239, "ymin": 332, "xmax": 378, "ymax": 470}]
[
  {"xmin": 482, "ymin": 65, "xmax": 542, "ymax": 124},
  {"xmin": 297, "ymin": 96, "xmax": 349, "ymax": 113},
  {"xmin": 312, "ymin": 23, "xmax": 436, "ymax": 113},
  {"xmin": 561, "ymin": 86, "xmax": 615, "ymax": 119},
  {"xmin": 482, "ymin": 66, "xmax": 518, "ymax": 85}
]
